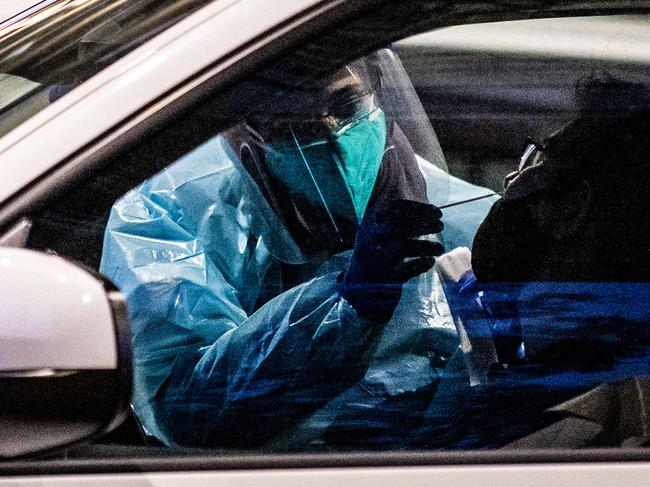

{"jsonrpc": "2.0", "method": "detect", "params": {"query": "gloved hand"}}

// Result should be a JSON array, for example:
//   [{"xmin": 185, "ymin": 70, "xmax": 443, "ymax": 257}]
[{"xmin": 337, "ymin": 199, "xmax": 444, "ymax": 323}]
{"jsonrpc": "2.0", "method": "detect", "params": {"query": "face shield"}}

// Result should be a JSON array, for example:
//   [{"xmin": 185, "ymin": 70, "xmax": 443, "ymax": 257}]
[{"xmin": 225, "ymin": 48, "xmax": 449, "ymax": 264}]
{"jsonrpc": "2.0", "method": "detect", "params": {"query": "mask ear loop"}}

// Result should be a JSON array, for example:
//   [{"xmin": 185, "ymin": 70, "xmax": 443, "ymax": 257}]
[{"xmin": 288, "ymin": 124, "xmax": 344, "ymax": 244}]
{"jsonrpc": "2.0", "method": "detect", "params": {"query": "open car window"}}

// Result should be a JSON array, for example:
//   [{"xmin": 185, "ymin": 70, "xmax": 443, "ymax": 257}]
[{"xmin": 9, "ymin": 6, "xmax": 650, "ymax": 465}]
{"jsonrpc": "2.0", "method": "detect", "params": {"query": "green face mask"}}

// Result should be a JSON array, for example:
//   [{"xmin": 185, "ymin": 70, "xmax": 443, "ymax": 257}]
[
  {"xmin": 332, "ymin": 109, "xmax": 387, "ymax": 221},
  {"xmin": 266, "ymin": 109, "xmax": 387, "ymax": 224}
]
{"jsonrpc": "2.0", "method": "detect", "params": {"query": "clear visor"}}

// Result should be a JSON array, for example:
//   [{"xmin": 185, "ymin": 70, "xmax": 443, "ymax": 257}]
[
  {"xmin": 368, "ymin": 49, "xmax": 449, "ymax": 204},
  {"xmin": 227, "ymin": 48, "xmax": 449, "ymax": 263}
]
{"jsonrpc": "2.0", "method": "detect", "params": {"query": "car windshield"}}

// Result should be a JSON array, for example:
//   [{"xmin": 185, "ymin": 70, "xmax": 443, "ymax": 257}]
[{"xmin": 0, "ymin": 0, "xmax": 214, "ymax": 139}]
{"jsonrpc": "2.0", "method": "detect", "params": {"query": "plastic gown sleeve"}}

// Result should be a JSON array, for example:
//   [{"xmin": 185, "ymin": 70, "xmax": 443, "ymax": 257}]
[
  {"xmin": 100, "ymin": 136, "xmax": 377, "ymax": 446},
  {"xmin": 158, "ymin": 274, "xmax": 377, "ymax": 447}
]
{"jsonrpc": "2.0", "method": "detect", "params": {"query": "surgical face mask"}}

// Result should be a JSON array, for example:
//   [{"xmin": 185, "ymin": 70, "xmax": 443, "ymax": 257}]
[{"xmin": 265, "ymin": 108, "xmax": 387, "ymax": 224}]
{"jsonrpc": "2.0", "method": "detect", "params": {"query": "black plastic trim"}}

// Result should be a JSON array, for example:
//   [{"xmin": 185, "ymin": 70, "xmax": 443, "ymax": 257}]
[
  {"xmin": 101, "ymin": 291, "xmax": 133, "ymax": 436},
  {"xmin": 2, "ymin": 448, "xmax": 650, "ymax": 476}
]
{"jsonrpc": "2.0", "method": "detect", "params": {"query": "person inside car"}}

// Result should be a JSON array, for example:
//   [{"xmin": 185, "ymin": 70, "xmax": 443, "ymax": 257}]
[
  {"xmin": 100, "ymin": 48, "xmax": 496, "ymax": 448},
  {"xmin": 418, "ymin": 74, "xmax": 650, "ymax": 449}
]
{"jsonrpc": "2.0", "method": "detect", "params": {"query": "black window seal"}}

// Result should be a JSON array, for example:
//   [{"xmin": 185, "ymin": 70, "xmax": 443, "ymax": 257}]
[{"xmin": 2, "ymin": 448, "xmax": 650, "ymax": 476}]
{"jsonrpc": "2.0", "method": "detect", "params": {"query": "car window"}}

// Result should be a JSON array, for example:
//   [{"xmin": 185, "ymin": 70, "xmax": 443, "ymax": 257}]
[
  {"xmin": 0, "ymin": 0, "xmax": 215, "ymax": 139},
  {"xmin": 17, "ymin": 12, "xmax": 650, "ymax": 460}
]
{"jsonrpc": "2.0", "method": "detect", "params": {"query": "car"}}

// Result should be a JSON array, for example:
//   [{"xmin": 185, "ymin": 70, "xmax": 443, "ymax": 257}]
[{"xmin": 0, "ymin": 0, "xmax": 649, "ymax": 485}]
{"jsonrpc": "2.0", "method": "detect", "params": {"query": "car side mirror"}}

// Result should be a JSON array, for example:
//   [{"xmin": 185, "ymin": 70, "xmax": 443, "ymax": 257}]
[{"xmin": 0, "ymin": 248, "xmax": 131, "ymax": 459}]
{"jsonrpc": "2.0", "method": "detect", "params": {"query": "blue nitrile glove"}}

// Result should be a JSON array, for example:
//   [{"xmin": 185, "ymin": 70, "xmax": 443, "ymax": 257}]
[{"xmin": 337, "ymin": 199, "xmax": 444, "ymax": 323}]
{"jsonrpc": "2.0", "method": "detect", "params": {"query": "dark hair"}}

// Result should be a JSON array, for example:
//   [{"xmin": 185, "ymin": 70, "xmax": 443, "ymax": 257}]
[
  {"xmin": 543, "ymin": 73, "xmax": 650, "ymax": 184},
  {"xmin": 504, "ymin": 73, "xmax": 650, "ymax": 282},
  {"xmin": 576, "ymin": 71, "xmax": 650, "ymax": 115}
]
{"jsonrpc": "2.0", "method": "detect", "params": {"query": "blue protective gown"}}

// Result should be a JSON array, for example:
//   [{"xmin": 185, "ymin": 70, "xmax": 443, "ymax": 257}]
[{"xmin": 100, "ymin": 135, "xmax": 496, "ymax": 447}]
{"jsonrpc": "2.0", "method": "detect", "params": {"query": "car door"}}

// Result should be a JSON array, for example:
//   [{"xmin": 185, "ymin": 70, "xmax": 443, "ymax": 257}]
[{"xmin": 1, "ymin": 0, "xmax": 650, "ymax": 485}]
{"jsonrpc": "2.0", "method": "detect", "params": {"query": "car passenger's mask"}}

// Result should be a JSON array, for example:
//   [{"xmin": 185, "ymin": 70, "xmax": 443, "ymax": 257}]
[{"xmin": 265, "ymin": 108, "xmax": 387, "ymax": 224}]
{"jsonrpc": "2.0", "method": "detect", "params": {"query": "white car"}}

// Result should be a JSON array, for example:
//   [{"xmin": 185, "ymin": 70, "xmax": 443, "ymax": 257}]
[{"xmin": 0, "ymin": 0, "xmax": 649, "ymax": 485}]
